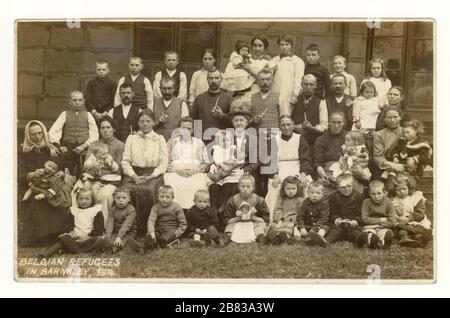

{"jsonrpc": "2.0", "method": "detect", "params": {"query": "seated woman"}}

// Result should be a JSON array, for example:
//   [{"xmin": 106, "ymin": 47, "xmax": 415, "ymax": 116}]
[
  {"xmin": 72, "ymin": 116, "xmax": 124, "ymax": 225},
  {"xmin": 18, "ymin": 120, "xmax": 73, "ymax": 246},
  {"xmin": 264, "ymin": 115, "xmax": 313, "ymax": 218},
  {"xmin": 121, "ymin": 109, "xmax": 168, "ymax": 235},
  {"xmin": 164, "ymin": 116, "xmax": 210, "ymax": 210}
]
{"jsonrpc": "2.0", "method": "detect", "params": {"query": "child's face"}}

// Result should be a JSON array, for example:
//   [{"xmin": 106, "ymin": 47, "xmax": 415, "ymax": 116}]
[
  {"xmin": 370, "ymin": 62, "xmax": 382, "ymax": 78},
  {"xmin": 202, "ymin": 52, "xmax": 215, "ymax": 69},
  {"xmin": 344, "ymin": 134, "xmax": 356, "ymax": 147},
  {"xmin": 158, "ymin": 191, "xmax": 174, "ymax": 207},
  {"xmin": 114, "ymin": 192, "xmax": 130, "ymax": 209},
  {"xmin": 362, "ymin": 86, "xmax": 375, "ymax": 99},
  {"xmin": 306, "ymin": 50, "xmax": 320, "ymax": 64},
  {"xmin": 284, "ymin": 183, "xmax": 298, "ymax": 198},
  {"xmin": 77, "ymin": 193, "xmax": 93, "ymax": 209},
  {"xmin": 308, "ymin": 186, "xmax": 324, "ymax": 203},
  {"xmin": 403, "ymin": 126, "xmax": 418, "ymax": 142},
  {"xmin": 369, "ymin": 186, "xmax": 386, "ymax": 204},
  {"xmin": 239, "ymin": 180, "xmax": 254, "ymax": 198},
  {"xmin": 279, "ymin": 40, "xmax": 292, "ymax": 55},
  {"xmin": 238, "ymin": 47, "xmax": 249, "ymax": 57},
  {"xmin": 194, "ymin": 194, "xmax": 210, "ymax": 210},
  {"xmin": 387, "ymin": 88, "xmax": 403, "ymax": 106},
  {"xmin": 164, "ymin": 53, "xmax": 179, "ymax": 70},
  {"xmin": 241, "ymin": 206, "xmax": 250, "ymax": 214},
  {"xmin": 337, "ymin": 179, "xmax": 353, "ymax": 197},
  {"xmin": 395, "ymin": 184, "xmax": 409, "ymax": 199},
  {"xmin": 96, "ymin": 63, "xmax": 110, "ymax": 79},
  {"xmin": 44, "ymin": 161, "xmax": 58, "ymax": 174},
  {"xmin": 128, "ymin": 59, "xmax": 143, "ymax": 75},
  {"xmin": 333, "ymin": 58, "xmax": 346, "ymax": 73}
]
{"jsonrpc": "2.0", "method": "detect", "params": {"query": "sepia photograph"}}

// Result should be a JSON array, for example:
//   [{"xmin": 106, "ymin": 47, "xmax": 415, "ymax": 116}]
[{"xmin": 15, "ymin": 19, "xmax": 435, "ymax": 282}]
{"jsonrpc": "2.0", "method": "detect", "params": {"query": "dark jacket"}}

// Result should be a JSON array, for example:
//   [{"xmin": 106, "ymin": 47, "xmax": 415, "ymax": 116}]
[
  {"xmin": 328, "ymin": 190, "xmax": 365, "ymax": 228},
  {"xmin": 185, "ymin": 206, "xmax": 219, "ymax": 233},
  {"xmin": 296, "ymin": 197, "xmax": 329, "ymax": 231}
]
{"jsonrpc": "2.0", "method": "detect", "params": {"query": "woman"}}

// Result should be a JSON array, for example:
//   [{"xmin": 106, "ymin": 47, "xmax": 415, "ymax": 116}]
[
  {"xmin": 121, "ymin": 109, "xmax": 168, "ymax": 235},
  {"xmin": 18, "ymin": 120, "xmax": 73, "ymax": 246},
  {"xmin": 164, "ymin": 117, "xmax": 210, "ymax": 209},
  {"xmin": 264, "ymin": 115, "xmax": 313, "ymax": 219},
  {"xmin": 208, "ymin": 105, "xmax": 259, "ymax": 230},
  {"xmin": 74, "ymin": 116, "xmax": 124, "ymax": 225},
  {"xmin": 373, "ymin": 106, "xmax": 405, "ymax": 180}
]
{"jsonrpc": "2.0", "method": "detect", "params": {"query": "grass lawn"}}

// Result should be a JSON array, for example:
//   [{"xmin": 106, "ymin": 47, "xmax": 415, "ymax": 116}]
[{"xmin": 16, "ymin": 239, "xmax": 434, "ymax": 281}]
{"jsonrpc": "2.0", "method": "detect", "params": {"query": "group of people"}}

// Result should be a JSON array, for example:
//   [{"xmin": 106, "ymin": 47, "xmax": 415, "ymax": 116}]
[{"xmin": 17, "ymin": 34, "xmax": 433, "ymax": 259}]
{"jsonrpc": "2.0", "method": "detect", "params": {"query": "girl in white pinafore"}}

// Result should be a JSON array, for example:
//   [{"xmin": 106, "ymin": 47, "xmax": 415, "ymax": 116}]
[{"xmin": 265, "ymin": 131, "xmax": 307, "ymax": 222}]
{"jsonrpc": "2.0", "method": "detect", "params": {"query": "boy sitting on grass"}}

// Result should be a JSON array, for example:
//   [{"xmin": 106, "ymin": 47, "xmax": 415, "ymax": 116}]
[
  {"xmin": 361, "ymin": 180, "xmax": 397, "ymax": 249},
  {"xmin": 144, "ymin": 185, "xmax": 187, "ymax": 251},
  {"xmin": 223, "ymin": 175, "xmax": 270, "ymax": 245},
  {"xmin": 296, "ymin": 181, "xmax": 330, "ymax": 247}
]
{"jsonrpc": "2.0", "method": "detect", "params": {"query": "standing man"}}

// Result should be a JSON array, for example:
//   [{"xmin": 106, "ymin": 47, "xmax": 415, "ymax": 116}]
[
  {"xmin": 108, "ymin": 83, "xmax": 141, "ymax": 143},
  {"xmin": 325, "ymin": 74, "xmax": 353, "ymax": 131}
]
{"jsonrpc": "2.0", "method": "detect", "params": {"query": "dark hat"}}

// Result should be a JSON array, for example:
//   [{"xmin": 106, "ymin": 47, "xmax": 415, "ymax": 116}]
[
  {"xmin": 229, "ymin": 100, "xmax": 252, "ymax": 120},
  {"xmin": 235, "ymin": 40, "xmax": 250, "ymax": 52}
]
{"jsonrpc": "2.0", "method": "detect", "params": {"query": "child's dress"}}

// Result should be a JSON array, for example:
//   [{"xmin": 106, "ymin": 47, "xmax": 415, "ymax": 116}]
[
  {"xmin": 352, "ymin": 96, "xmax": 381, "ymax": 131},
  {"xmin": 221, "ymin": 52, "xmax": 255, "ymax": 92},
  {"xmin": 70, "ymin": 204, "xmax": 103, "ymax": 242},
  {"xmin": 361, "ymin": 77, "xmax": 392, "ymax": 107},
  {"xmin": 272, "ymin": 196, "xmax": 303, "ymax": 236},
  {"xmin": 388, "ymin": 136, "xmax": 432, "ymax": 178},
  {"xmin": 392, "ymin": 191, "xmax": 431, "ymax": 230},
  {"xmin": 329, "ymin": 144, "xmax": 371, "ymax": 181}
]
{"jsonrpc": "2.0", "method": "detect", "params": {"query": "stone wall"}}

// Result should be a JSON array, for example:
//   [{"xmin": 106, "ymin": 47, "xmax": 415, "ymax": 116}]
[{"xmin": 17, "ymin": 22, "xmax": 134, "ymax": 129}]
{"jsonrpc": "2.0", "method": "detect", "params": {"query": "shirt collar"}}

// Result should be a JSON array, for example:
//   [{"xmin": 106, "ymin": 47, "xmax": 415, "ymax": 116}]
[{"xmin": 138, "ymin": 130, "xmax": 158, "ymax": 139}]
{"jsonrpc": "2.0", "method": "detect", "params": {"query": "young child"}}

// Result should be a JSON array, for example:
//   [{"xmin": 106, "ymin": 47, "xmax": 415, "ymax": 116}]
[
  {"xmin": 85, "ymin": 60, "xmax": 117, "ymax": 121},
  {"xmin": 48, "ymin": 91, "xmax": 99, "ymax": 176},
  {"xmin": 390, "ymin": 174, "xmax": 432, "ymax": 247},
  {"xmin": 104, "ymin": 187, "xmax": 143, "ymax": 254},
  {"xmin": 329, "ymin": 131, "xmax": 371, "ymax": 182},
  {"xmin": 304, "ymin": 43, "xmax": 331, "ymax": 99},
  {"xmin": 144, "ymin": 185, "xmax": 187, "ymax": 251},
  {"xmin": 153, "ymin": 51, "xmax": 188, "ymax": 102},
  {"xmin": 185, "ymin": 189, "xmax": 223, "ymax": 247},
  {"xmin": 114, "ymin": 57, "xmax": 154, "ymax": 110},
  {"xmin": 188, "ymin": 49, "xmax": 217, "ymax": 108},
  {"xmin": 38, "ymin": 189, "xmax": 104, "ymax": 258},
  {"xmin": 265, "ymin": 176, "xmax": 304, "ymax": 245},
  {"xmin": 327, "ymin": 174, "xmax": 366, "ymax": 247},
  {"xmin": 330, "ymin": 55, "xmax": 357, "ymax": 99},
  {"xmin": 271, "ymin": 35, "xmax": 305, "ymax": 115},
  {"xmin": 352, "ymin": 81, "xmax": 381, "ymax": 138},
  {"xmin": 361, "ymin": 57, "xmax": 392, "ymax": 107},
  {"xmin": 207, "ymin": 130, "xmax": 240, "ymax": 185},
  {"xmin": 221, "ymin": 40, "xmax": 256, "ymax": 92},
  {"xmin": 22, "ymin": 159, "xmax": 74, "ymax": 209},
  {"xmin": 223, "ymin": 175, "xmax": 270, "ymax": 245},
  {"xmin": 390, "ymin": 120, "xmax": 432, "ymax": 179},
  {"xmin": 361, "ymin": 180, "xmax": 397, "ymax": 249},
  {"xmin": 296, "ymin": 182, "xmax": 330, "ymax": 247}
]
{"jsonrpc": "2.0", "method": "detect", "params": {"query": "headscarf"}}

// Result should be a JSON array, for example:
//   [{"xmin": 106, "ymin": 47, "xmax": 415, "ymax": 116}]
[{"xmin": 22, "ymin": 120, "xmax": 59, "ymax": 157}]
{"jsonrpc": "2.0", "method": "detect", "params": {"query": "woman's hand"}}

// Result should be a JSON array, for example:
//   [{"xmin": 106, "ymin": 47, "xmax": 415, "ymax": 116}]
[
  {"xmin": 113, "ymin": 237, "xmax": 122, "ymax": 247},
  {"xmin": 271, "ymin": 174, "xmax": 281, "ymax": 188},
  {"xmin": 406, "ymin": 158, "xmax": 417, "ymax": 172},
  {"xmin": 355, "ymin": 120, "xmax": 361, "ymax": 129},
  {"xmin": 297, "ymin": 172, "xmax": 309, "ymax": 188}
]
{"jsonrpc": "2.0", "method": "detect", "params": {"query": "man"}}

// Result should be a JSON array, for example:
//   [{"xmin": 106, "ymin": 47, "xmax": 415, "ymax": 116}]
[
  {"xmin": 153, "ymin": 77, "xmax": 189, "ymax": 141},
  {"xmin": 191, "ymin": 69, "xmax": 232, "ymax": 141},
  {"xmin": 292, "ymin": 74, "xmax": 329, "ymax": 148},
  {"xmin": 325, "ymin": 74, "xmax": 353, "ymax": 131},
  {"xmin": 108, "ymin": 83, "xmax": 141, "ymax": 143},
  {"xmin": 250, "ymin": 69, "xmax": 281, "ymax": 132},
  {"xmin": 49, "ymin": 91, "xmax": 99, "ymax": 175}
]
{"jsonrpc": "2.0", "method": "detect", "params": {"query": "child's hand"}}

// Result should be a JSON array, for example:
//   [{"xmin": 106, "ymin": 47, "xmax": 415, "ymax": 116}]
[
  {"xmin": 201, "ymin": 229, "xmax": 207, "ymax": 234},
  {"xmin": 335, "ymin": 218, "xmax": 343, "ymax": 226},
  {"xmin": 60, "ymin": 146, "xmax": 69, "ymax": 154},
  {"xmin": 300, "ymin": 228, "xmax": 308, "ymax": 238},
  {"xmin": 349, "ymin": 220, "xmax": 358, "ymax": 227},
  {"xmin": 103, "ymin": 155, "xmax": 113, "ymax": 167},
  {"xmin": 355, "ymin": 120, "xmax": 361, "ymax": 129},
  {"xmin": 406, "ymin": 158, "xmax": 417, "ymax": 172},
  {"xmin": 113, "ymin": 237, "xmax": 122, "ymax": 247},
  {"xmin": 398, "ymin": 216, "xmax": 409, "ymax": 225},
  {"xmin": 195, "ymin": 228, "xmax": 202, "ymax": 234},
  {"xmin": 34, "ymin": 193, "xmax": 45, "ymax": 200}
]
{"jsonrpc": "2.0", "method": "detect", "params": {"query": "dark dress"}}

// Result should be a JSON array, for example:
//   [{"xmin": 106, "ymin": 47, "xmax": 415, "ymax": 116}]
[{"xmin": 18, "ymin": 146, "xmax": 74, "ymax": 247}]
